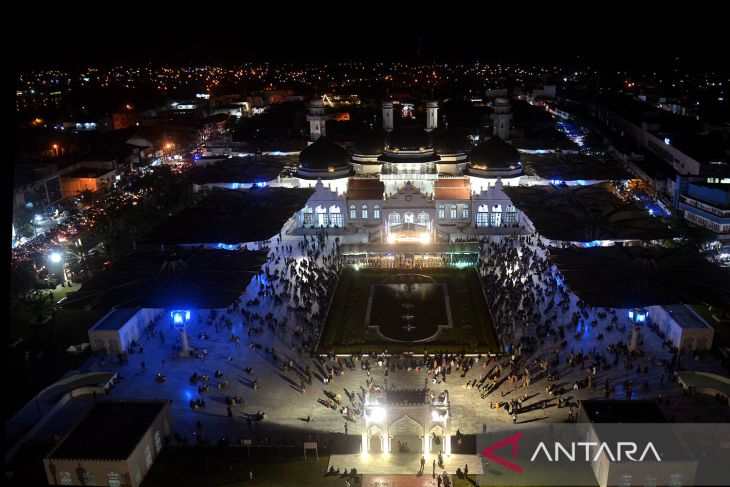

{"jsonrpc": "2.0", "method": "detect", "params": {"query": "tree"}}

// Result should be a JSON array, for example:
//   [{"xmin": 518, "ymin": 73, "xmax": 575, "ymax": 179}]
[
  {"xmin": 663, "ymin": 216, "xmax": 715, "ymax": 251},
  {"xmin": 11, "ymin": 261, "xmax": 41, "ymax": 302}
]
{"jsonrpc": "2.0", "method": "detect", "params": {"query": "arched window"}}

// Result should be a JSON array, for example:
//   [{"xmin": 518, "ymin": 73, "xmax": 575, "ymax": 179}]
[
  {"xmin": 82, "ymin": 472, "xmax": 96, "ymax": 485},
  {"xmin": 373, "ymin": 205, "xmax": 380, "ymax": 219},
  {"xmin": 145, "ymin": 445, "xmax": 153, "ymax": 467},
  {"xmin": 349, "ymin": 204, "xmax": 356, "ymax": 220},
  {"xmin": 107, "ymin": 472, "xmax": 121, "ymax": 487},
  {"xmin": 462, "ymin": 205, "xmax": 469, "ymax": 219},
  {"xmin": 504, "ymin": 204, "xmax": 517, "ymax": 225},
  {"xmin": 417, "ymin": 212, "xmax": 429, "ymax": 224},
  {"xmin": 388, "ymin": 212, "xmax": 401, "ymax": 225},
  {"xmin": 315, "ymin": 206, "xmax": 328, "ymax": 227},
  {"xmin": 438, "ymin": 205, "xmax": 445, "ymax": 219},
  {"xmin": 476, "ymin": 204, "xmax": 489, "ymax": 227},
  {"xmin": 361, "ymin": 204, "xmax": 368, "ymax": 219},
  {"xmin": 450, "ymin": 204, "xmax": 457, "ymax": 219},
  {"xmin": 329, "ymin": 205, "xmax": 342, "ymax": 227},
  {"xmin": 302, "ymin": 205, "xmax": 314, "ymax": 225}
]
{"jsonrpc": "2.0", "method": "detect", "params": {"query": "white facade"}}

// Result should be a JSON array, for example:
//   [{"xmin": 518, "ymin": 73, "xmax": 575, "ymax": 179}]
[
  {"xmin": 647, "ymin": 305, "xmax": 714, "ymax": 352},
  {"xmin": 306, "ymin": 99, "xmax": 327, "ymax": 141},
  {"xmin": 491, "ymin": 97, "xmax": 513, "ymax": 141},
  {"xmin": 426, "ymin": 100, "xmax": 438, "ymax": 131},
  {"xmin": 88, "ymin": 308, "xmax": 163, "ymax": 355},
  {"xmin": 298, "ymin": 180, "xmax": 348, "ymax": 229},
  {"xmin": 382, "ymin": 101, "xmax": 394, "ymax": 132}
]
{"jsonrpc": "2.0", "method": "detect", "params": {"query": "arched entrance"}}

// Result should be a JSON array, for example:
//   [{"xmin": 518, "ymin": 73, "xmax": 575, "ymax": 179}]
[
  {"xmin": 366, "ymin": 425, "xmax": 384, "ymax": 454},
  {"xmin": 315, "ymin": 205, "xmax": 328, "ymax": 227},
  {"xmin": 390, "ymin": 416, "xmax": 423, "ymax": 454},
  {"xmin": 429, "ymin": 425, "xmax": 446, "ymax": 454}
]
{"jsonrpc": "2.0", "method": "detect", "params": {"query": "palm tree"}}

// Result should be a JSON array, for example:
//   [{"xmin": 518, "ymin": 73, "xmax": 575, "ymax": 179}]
[{"xmin": 66, "ymin": 243, "xmax": 92, "ymax": 281}]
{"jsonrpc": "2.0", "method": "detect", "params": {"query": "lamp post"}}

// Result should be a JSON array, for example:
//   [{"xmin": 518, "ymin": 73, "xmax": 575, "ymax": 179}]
[
  {"xmin": 171, "ymin": 310, "xmax": 192, "ymax": 356},
  {"xmin": 47, "ymin": 251, "xmax": 68, "ymax": 286},
  {"xmin": 628, "ymin": 308, "xmax": 648, "ymax": 352}
]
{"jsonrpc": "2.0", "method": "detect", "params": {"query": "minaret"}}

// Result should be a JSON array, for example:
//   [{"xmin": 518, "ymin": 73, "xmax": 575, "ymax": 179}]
[
  {"xmin": 491, "ymin": 97, "xmax": 512, "ymax": 141},
  {"xmin": 307, "ymin": 98, "xmax": 327, "ymax": 141},
  {"xmin": 426, "ymin": 100, "xmax": 438, "ymax": 132},
  {"xmin": 382, "ymin": 101, "xmax": 394, "ymax": 132}
]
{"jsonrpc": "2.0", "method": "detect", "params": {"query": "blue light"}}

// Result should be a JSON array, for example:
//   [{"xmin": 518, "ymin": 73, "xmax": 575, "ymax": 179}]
[
  {"xmin": 579, "ymin": 240, "xmax": 602, "ymax": 248},
  {"xmin": 576, "ymin": 180, "xmax": 586, "ymax": 186},
  {"xmin": 550, "ymin": 179, "xmax": 564, "ymax": 185},
  {"xmin": 637, "ymin": 314, "xmax": 646, "ymax": 322},
  {"xmin": 216, "ymin": 243, "xmax": 236, "ymax": 251},
  {"xmin": 628, "ymin": 310, "xmax": 634, "ymax": 320},
  {"xmin": 170, "ymin": 310, "xmax": 191, "ymax": 326},
  {"xmin": 232, "ymin": 183, "xmax": 240, "ymax": 190},
  {"xmin": 255, "ymin": 181, "xmax": 268, "ymax": 188}
]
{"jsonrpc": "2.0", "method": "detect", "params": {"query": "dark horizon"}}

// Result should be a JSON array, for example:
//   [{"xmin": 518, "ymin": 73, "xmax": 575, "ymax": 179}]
[{"xmin": 13, "ymin": 8, "xmax": 730, "ymax": 72}]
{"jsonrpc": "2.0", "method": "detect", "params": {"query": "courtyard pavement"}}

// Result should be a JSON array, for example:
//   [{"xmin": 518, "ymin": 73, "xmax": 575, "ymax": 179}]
[{"xmin": 73, "ymin": 229, "xmax": 729, "ymax": 456}]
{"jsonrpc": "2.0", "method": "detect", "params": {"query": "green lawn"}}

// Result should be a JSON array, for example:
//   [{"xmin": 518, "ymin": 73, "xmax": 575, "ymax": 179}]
[
  {"xmin": 143, "ymin": 446, "xmax": 354, "ymax": 487},
  {"xmin": 320, "ymin": 267, "xmax": 499, "ymax": 354},
  {"xmin": 51, "ymin": 282, "xmax": 82, "ymax": 303}
]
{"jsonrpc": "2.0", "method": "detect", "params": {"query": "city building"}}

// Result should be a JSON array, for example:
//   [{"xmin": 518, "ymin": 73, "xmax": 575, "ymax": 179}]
[
  {"xmin": 294, "ymin": 98, "xmax": 526, "ymax": 240},
  {"xmin": 43, "ymin": 400, "xmax": 173, "ymax": 487},
  {"xmin": 646, "ymin": 304, "xmax": 714, "ymax": 352},
  {"xmin": 579, "ymin": 400, "xmax": 697, "ymax": 487},
  {"xmin": 88, "ymin": 308, "xmax": 163, "ymax": 355}
]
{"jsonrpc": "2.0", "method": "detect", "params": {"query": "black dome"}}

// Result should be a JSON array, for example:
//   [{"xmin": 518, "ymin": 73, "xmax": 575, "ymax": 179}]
[
  {"xmin": 385, "ymin": 126, "xmax": 433, "ymax": 151},
  {"xmin": 469, "ymin": 136, "xmax": 520, "ymax": 168},
  {"xmin": 353, "ymin": 128, "xmax": 385, "ymax": 155},
  {"xmin": 298, "ymin": 138, "xmax": 350, "ymax": 171},
  {"xmin": 431, "ymin": 128, "xmax": 469, "ymax": 155}
]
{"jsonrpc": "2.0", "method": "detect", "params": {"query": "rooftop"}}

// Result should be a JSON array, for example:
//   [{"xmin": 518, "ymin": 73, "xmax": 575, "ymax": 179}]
[
  {"xmin": 522, "ymin": 153, "xmax": 632, "ymax": 181},
  {"xmin": 434, "ymin": 178, "xmax": 471, "ymax": 200},
  {"xmin": 48, "ymin": 400, "xmax": 169, "ymax": 460},
  {"xmin": 347, "ymin": 178, "xmax": 385, "ymax": 200},
  {"xmin": 663, "ymin": 304, "xmax": 713, "ymax": 329},
  {"xmin": 91, "ymin": 308, "xmax": 140, "ymax": 331},
  {"xmin": 62, "ymin": 167, "xmax": 115, "ymax": 179}
]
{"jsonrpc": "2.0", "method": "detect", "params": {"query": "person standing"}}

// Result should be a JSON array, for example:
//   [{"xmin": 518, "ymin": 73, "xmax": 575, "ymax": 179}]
[{"xmin": 420, "ymin": 456, "xmax": 425, "ymax": 473}]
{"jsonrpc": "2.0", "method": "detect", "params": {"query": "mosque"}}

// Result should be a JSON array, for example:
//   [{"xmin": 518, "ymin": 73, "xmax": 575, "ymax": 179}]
[{"xmin": 294, "ymin": 98, "xmax": 528, "ymax": 244}]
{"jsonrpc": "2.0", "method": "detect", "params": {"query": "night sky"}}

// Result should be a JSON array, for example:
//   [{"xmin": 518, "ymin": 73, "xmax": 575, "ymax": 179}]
[{"xmin": 13, "ymin": 7, "xmax": 730, "ymax": 71}]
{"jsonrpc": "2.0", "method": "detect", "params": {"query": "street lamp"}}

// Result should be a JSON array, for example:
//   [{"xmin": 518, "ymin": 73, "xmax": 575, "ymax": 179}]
[
  {"xmin": 171, "ymin": 310, "xmax": 192, "ymax": 356},
  {"xmin": 628, "ymin": 308, "xmax": 648, "ymax": 351},
  {"xmin": 47, "ymin": 251, "xmax": 68, "ymax": 286}
]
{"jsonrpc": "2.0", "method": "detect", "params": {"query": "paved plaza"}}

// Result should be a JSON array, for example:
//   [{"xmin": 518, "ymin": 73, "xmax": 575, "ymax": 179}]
[{"xmin": 73, "ymin": 224, "xmax": 728, "ymax": 456}]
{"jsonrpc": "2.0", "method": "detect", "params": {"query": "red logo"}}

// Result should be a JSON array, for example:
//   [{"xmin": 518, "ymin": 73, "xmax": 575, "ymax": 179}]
[{"xmin": 480, "ymin": 432, "xmax": 523, "ymax": 473}]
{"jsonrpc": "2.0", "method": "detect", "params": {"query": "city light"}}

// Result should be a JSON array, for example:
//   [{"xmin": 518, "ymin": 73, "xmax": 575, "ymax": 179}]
[{"xmin": 48, "ymin": 252, "xmax": 62, "ymax": 263}]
